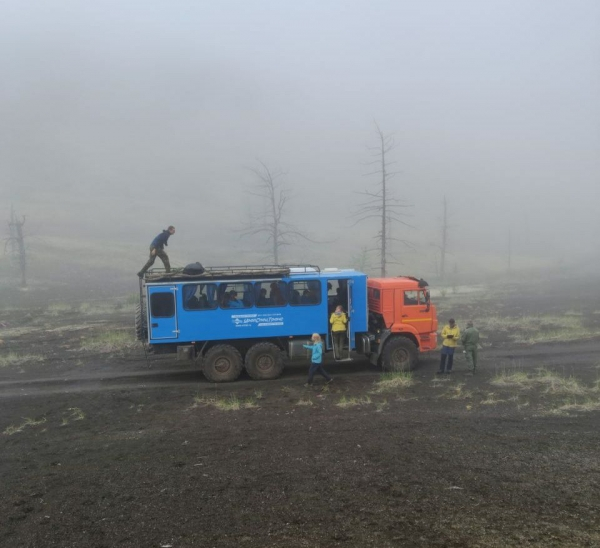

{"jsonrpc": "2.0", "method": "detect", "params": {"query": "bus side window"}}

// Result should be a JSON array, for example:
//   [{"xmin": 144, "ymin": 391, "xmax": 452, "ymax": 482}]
[
  {"xmin": 183, "ymin": 284, "xmax": 217, "ymax": 311},
  {"xmin": 289, "ymin": 280, "xmax": 321, "ymax": 306},
  {"xmin": 150, "ymin": 293, "xmax": 175, "ymax": 317},
  {"xmin": 219, "ymin": 282, "xmax": 254, "ymax": 309},
  {"xmin": 255, "ymin": 281, "xmax": 287, "ymax": 307}
]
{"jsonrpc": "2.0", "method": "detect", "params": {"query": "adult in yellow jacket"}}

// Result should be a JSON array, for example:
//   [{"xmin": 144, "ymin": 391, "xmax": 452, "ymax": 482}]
[
  {"xmin": 438, "ymin": 318, "xmax": 460, "ymax": 374},
  {"xmin": 330, "ymin": 305, "xmax": 348, "ymax": 360}
]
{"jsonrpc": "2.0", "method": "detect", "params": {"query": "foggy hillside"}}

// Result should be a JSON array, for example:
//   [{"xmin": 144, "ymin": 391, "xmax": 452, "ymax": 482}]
[{"xmin": 1, "ymin": 0, "xmax": 599, "ymax": 283}]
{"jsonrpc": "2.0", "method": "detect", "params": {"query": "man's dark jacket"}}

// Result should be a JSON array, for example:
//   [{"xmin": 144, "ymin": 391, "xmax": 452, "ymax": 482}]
[{"xmin": 151, "ymin": 230, "xmax": 171, "ymax": 250}]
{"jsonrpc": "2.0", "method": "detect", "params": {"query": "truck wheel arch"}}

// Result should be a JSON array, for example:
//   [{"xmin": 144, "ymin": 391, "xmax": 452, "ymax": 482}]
[{"xmin": 381, "ymin": 336, "xmax": 418, "ymax": 372}]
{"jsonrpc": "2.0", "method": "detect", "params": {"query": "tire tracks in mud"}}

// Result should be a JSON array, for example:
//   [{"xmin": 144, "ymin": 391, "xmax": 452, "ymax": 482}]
[
  {"xmin": 0, "ymin": 358, "xmax": 378, "ymax": 398},
  {"xmin": 1, "ymin": 340, "xmax": 599, "ymax": 399},
  {"xmin": 0, "ymin": 369, "xmax": 203, "ymax": 398}
]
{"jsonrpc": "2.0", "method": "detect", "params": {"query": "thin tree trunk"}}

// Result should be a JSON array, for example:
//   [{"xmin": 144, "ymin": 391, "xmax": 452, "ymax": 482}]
[
  {"xmin": 8, "ymin": 213, "xmax": 27, "ymax": 288},
  {"xmin": 380, "ymin": 131, "xmax": 387, "ymax": 277},
  {"xmin": 507, "ymin": 229, "xmax": 512, "ymax": 273},
  {"xmin": 16, "ymin": 220, "xmax": 26, "ymax": 287},
  {"xmin": 440, "ymin": 196, "xmax": 448, "ymax": 282}
]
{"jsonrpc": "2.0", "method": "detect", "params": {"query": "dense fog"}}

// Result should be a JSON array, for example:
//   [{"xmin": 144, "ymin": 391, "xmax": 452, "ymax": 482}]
[{"xmin": 1, "ymin": 0, "xmax": 599, "ymax": 280}]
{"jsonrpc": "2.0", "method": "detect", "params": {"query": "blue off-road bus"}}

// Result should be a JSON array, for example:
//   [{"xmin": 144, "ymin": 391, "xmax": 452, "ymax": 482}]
[
  {"xmin": 136, "ymin": 264, "xmax": 438, "ymax": 382},
  {"xmin": 136, "ymin": 265, "xmax": 369, "ymax": 381}
]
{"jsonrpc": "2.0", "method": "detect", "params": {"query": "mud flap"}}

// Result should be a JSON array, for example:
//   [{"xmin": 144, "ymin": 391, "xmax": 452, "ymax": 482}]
[{"xmin": 177, "ymin": 345, "xmax": 195, "ymax": 361}]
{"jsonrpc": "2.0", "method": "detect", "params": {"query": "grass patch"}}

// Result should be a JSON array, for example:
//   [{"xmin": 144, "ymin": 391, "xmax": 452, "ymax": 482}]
[
  {"xmin": 45, "ymin": 303, "xmax": 72, "ymax": 316},
  {"xmin": 3, "ymin": 417, "xmax": 47, "ymax": 435},
  {"xmin": 478, "ymin": 314, "xmax": 600, "ymax": 344},
  {"xmin": 430, "ymin": 377, "xmax": 450, "ymax": 387},
  {"xmin": 445, "ymin": 383, "xmax": 472, "ymax": 400},
  {"xmin": 68, "ymin": 407, "xmax": 85, "ymax": 421},
  {"xmin": 0, "ymin": 326, "xmax": 39, "ymax": 338},
  {"xmin": 193, "ymin": 393, "xmax": 258, "ymax": 411},
  {"xmin": 296, "ymin": 397, "xmax": 314, "ymax": 406},
  {"xmin": 491, "ymin": 371, "xmax": 531, "ymax": 389},
  {"xmin": 548, "ymin": 397, "xmax": 600, "ymax": 415},
  {"xmin": 0, "ymin": 352, "xmax": 45, "ymax": 368},
  {"xmin": 336, "ymin": 395, "xmax": 372, "ymax": 408},
  {"xmin": 481, "ymin": 392, "xmax": 505, "ymax": 405},
  {"xmin": 372, "ymin": 372, "xmax": 414, "ymax": 393},
  {"xmin": 536, "ymin": 370, "xmax": 587, "ymax": 396},
  {"xmin": 80, "ymin": 330, "xmax": 135, "ymax": 353},
  {"xmin": 491, "ymin": 369, "xmax": 587, "ymax": 395},
  {"xmin": 78, "ymin": 302, "xmax": 120, "ymax": 315},
  {"xmin": 491, "ymin": 369, "xmax": 600, "ymax": 414},
  {"xmin": 375, "ymin": 400, "xmax": 389, "ymax": 412}
]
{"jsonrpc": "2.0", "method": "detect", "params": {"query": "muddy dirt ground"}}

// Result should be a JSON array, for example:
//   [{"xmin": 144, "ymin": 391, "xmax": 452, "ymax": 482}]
[{"xmin": 1, "ymin": 275, "xmax": 600, "ymax": 547}]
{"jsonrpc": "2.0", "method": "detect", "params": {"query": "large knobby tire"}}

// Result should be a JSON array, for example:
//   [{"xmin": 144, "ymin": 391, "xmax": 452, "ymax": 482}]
[
  {"xmin": 135, "ymin": 303, "xmax": 147, "ymax": 341},
  {"xmin": 202, "ymin": 345, "xmax": 243, "ymax": 383},
  {"xmin": 382, "ymin": 337, "xmax": 418, "ymax": 372},
  {"xmin": 245, "ymin": 342, "xmax": 284, "ymax": 380}
]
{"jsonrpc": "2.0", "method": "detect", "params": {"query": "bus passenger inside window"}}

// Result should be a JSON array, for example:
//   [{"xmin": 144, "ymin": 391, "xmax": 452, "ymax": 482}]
[
  {"xmin": 270, "ymin": 282, "xmax": 285, "ymax": 305},
  {"xmin": 290, "ymin": 280, "xmax": 321, "ymax": 305},
  {"xmin": 228, "ymin": 291, "xmax": 243, "ymax": 308},
  {"xmin": 255, "ymin": 281, "xmax": 286, "ymax": 307},
  {"xmin": 257, "ymin": 288, "xmax": 268, "ymax": 306},
  {"xmin": 219, "ymin": 286, "xmax": 230, "ymax": 307},
  {"xmin": 187, "ymin": 294, "xmax": 201, "ymax": 309}
]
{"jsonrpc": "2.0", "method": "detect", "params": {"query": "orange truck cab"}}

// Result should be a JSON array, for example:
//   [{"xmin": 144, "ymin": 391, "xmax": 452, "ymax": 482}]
[{"xmin": 366, "ymin": 276, "xmax": 438, "ymax": 370}]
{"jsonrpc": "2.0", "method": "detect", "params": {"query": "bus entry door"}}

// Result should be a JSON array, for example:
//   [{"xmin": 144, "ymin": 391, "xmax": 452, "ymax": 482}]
[{"xmin": 148, "ymin": 286, "xmax": 179, "ymax": 340}]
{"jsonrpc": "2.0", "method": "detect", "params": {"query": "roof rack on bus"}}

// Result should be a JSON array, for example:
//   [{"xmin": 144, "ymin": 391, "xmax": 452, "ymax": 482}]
[{"xmin": 141, "ymin": 264, "xmax": 320, "ymax": 282}]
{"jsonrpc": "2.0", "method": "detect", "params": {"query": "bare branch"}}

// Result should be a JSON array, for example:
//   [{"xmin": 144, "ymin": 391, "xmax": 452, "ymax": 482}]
[{"xmin": 239, "ymin": 159, "xmax": 325, "ymax": 262}]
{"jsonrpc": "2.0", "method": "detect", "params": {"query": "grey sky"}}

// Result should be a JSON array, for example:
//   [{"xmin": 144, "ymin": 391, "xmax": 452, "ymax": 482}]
[{"xmin": 1, "ymin": 0, "xmax": 599, "ymax": 273}]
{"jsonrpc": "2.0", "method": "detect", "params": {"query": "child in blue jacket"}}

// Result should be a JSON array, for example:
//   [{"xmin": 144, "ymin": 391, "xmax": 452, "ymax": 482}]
[{"xmin": 303, "ymin": 333, "xmax": 333, "ymax": 386}]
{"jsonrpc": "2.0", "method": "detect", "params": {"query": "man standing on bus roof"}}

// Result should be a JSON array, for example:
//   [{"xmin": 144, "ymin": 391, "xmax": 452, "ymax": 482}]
[
  {"xmin": 137, "ymin": 226, "xmax": 175, "ymax": 277},
  {"xmin": 438, "ymin": 317, "xmax": 460, "ymax": 375}
]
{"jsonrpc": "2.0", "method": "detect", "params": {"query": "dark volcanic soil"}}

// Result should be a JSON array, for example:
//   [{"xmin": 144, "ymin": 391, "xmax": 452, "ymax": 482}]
[{"xmin": 1, "ymin": 276, "xmax": 600, "ymax": 547}]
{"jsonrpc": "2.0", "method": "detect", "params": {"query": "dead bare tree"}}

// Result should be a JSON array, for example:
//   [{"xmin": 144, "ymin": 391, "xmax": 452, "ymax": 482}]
[
  {"xmin": 5, "ymin": 208, "xmax": 27, "ymax": 287},
  {"xmin": 240, "ymin": 160, "xmax": 316, "ymax": 264},
  {"xmin": 430, "ymin": 196, "xmax": 452, "ymax": 282},
  {"xmin": 353, "ymin": 123, "xmax": 412, "ymax": 277},
  {"xmin": 507, "ymin": 228, "xmax": 512, "ymax": 273},
  {"xmin": 8, "ymin": 205, "xmax": 18, "ymax": 256},
  {"xmin": 440, "ymin": 195, "xmax": 449, "ymax": 282}
]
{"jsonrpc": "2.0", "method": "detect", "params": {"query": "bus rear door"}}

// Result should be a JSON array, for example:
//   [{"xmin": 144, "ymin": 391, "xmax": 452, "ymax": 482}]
[{"xmin": 148, "ymin": 286, "xmax": 179, "ymax": 340}]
